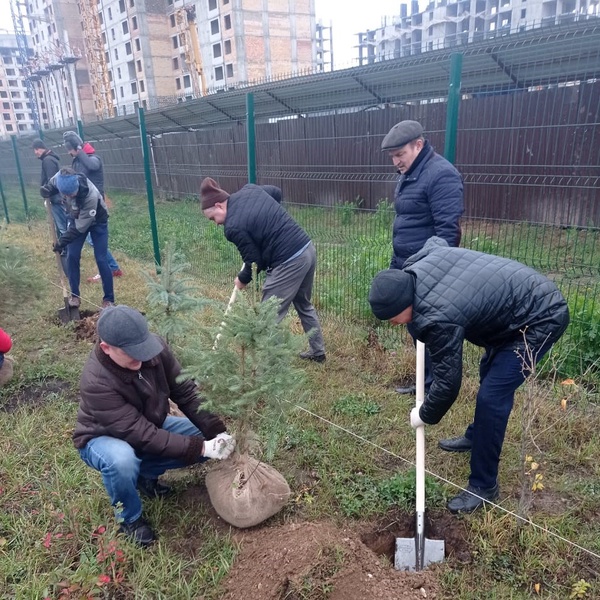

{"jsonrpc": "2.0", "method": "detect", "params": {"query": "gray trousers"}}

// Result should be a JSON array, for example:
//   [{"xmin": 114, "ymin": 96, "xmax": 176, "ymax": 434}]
[{"xmin": 262, "ymin": 242, "xmax": 325, "ymax": 355}]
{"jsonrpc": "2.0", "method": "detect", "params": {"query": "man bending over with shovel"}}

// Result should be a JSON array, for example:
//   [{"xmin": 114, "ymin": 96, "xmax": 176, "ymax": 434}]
[
  {"xmin": 41, "ymin": 167, "xmax": 114, "ymax": 309},
  {"xmin": 200, "ymin": 177, "xmax": 326, "ymax": 363},
  {"xmin": 74, "ymin": 305, "xmax": 235, "ymax": 546},
  {"xmin": 368, "ymin": 237, "xmax": 569, "ymax": 514}
]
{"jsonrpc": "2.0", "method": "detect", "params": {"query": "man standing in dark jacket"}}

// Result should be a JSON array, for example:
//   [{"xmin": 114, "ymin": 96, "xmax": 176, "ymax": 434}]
[
  {"xmin": 41, "ymin": 168, "xmax": 114, "ymax": 309},
  {"xmin": 75, "ymin": 305, "xmax": 235, "ymax": 546},
  {"xmin": 200, "ymin": 177, "xmax": 326, "ymax": 362},
  {"xmin": 33, "ymin": 139, "xmax": 67, "ymax": 236},
  {"xmin": 381, "ymin": 120, "xmax": 464, "ymax": 395},
  {"xmin": 369, "ymin": 237, "xmax": 569, "ymax": 514}
]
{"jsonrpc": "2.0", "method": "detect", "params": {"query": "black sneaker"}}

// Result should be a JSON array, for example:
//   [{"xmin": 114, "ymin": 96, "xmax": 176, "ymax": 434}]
[
  {"xmin": 137, "ymin": 476, "xmax": 172, "ymax": 499},
  {"xmin": 438, "ymin": 436, "xmax": 472, "ymax": 453},
  {"xmin": 118, "ymin": 516, "xmax": 157, "ymax": 547},
  {"xmin": 447, "ymin": 484, "xmax": 499, "ymax": 514},
  {"xmin": 299, "ymin": 352, "xmax": 326, "ymax": 363}
]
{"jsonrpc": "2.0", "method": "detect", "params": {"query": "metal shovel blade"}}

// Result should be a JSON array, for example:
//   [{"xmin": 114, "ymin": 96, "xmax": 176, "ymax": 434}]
[
  {"xmin": 395, "ymin": 523, "xmax": 445, "ymax": 571},
  {"xmin": 58, "ymin": 300, "xmax": 80, "ymax": 324}
]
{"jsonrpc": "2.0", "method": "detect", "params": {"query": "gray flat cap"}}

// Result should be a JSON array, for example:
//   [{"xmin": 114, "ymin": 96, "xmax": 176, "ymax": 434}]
[{"xmin": 381, "ymin": 120, "xmax": 424, "ymax": 151}]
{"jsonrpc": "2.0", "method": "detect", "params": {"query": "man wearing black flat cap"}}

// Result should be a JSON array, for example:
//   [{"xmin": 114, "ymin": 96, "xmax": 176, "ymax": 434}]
[
  {"xmin": 381, "ymin": 119, "xmax": 464, "ymax": 395},
  {"xmin": 369, "ymin": 237, "xmax": 569, "ymax": 514},
  {"xmin": 75, "ymin": 305, "xmax": 234, "ymax": 546}
]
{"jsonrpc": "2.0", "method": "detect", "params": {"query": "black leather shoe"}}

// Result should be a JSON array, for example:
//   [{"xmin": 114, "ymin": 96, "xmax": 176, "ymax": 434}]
[
  {"xmin": 438, "ymin": 436, "xmax": 472, "ymax": 453},
  {"xmin": 299, "ymin": 352, "xmax": 326, "ymax": 363},
  {"xmin": 137, "ymin": 477, "xmax": 172, "ymax": 499},
  {"xmin": 447, "ymin": 484, "xmax": 499, "ymax": 514},
  {"xmin": 119, "ymin": 516, "xmax": 157, "ymax": 547},
  {"xmin": 395, "ymin": 385, "xmax": 416, "ymax": 395}
]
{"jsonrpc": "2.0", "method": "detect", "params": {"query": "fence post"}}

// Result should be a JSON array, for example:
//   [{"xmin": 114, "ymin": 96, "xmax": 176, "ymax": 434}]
[
  {"xmin": 444, "ymin": 52, "xmax": 463, "ymax": 164},
  {"xmin": 246, "ymin": 92, "xmax": 256, "ymax": 183},
  {"xmin": 11, "ymin": 135, "xmax": 29, "ymax": 221},
  {"xmin": 0, "ymin": 176, "xmax": 9, "ymax": 224},
  {"xmin": 77, "ymin": 119, "xmax": 85, "ymax": 140},
  {"xmin": 138, "ymin": 106, "xmax": 161, "ymax": 270}
]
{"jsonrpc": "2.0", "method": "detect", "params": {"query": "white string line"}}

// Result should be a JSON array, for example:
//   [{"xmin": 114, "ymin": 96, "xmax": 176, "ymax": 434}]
[
  {"xmin": 45, "ymin": 276, "xmax": 105, "ymax": 312},
  {"xmin": 292, "ymin": 403, "xmax": 600, "ymax": 561}
]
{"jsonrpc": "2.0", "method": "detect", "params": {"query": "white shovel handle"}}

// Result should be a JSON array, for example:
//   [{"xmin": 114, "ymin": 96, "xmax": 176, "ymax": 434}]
[
  {"xmin": 213, "ymin": 264, "xmax": 244, "ymax": 349},
  {"xmin": 415, "ymin": 340, "xmax": 426, "ymax": 515}
]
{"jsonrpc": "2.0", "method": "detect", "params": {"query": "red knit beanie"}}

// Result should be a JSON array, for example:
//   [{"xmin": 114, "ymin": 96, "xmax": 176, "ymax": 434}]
[{"xmin": 200, "ymin": 177, "xmax": 229, "ymax": 210}]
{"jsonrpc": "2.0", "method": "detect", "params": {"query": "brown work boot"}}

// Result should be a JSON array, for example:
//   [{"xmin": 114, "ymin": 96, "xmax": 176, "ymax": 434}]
[
  {"xmin": 68, "ymin": 295, "xmax": 81, "ymax": 308},
  {"xmin": 101, "ymin": 300, "xmax": 114, "ymax": 309}
]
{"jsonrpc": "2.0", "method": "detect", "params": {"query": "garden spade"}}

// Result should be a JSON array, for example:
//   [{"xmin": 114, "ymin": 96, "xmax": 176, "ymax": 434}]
[
  {"xmin": 395, "ymin": 340, "xmax": 445, "ymax": 571},
  {"xmin": 45, "ymin": 202, "xmax": 80, "ymax": 323}
]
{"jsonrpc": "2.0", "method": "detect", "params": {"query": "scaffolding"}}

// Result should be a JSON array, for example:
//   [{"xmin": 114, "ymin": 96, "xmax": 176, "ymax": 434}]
[
  {"xmin": 77, "ymin": 0, "xmax": 114, "ymax": 119},
  {"xmin": 10, "ymin": 0, "xmax": 41, "ymax": 131},
  {"xmin": 175, "ymin": 5, "xmax": 207, "ymax": 97}
]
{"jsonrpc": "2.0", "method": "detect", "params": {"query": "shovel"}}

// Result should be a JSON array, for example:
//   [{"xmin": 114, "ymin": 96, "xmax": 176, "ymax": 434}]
[
  {"xmin": 395, "ymin": 340, "xmax": 445, "ymax": 571},
  {"xmin": 212, "ymin": 265, "xmax": 244, "ymax": 349},
  {"xmin": 45, "ymin": 202, "xmax": 80, "ymax": 323}
]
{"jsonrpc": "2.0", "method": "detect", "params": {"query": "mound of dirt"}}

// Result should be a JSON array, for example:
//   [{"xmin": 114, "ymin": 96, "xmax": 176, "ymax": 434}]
[{"xmin": 219, "ymin": 521, "xmax": 440, "ymax": 600}]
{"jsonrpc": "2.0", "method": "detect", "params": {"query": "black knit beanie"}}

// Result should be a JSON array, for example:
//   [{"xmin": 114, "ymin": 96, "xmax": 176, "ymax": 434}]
[{"xmin": 368, "ymin": 269, "xmax": 415, "ymax": 321}]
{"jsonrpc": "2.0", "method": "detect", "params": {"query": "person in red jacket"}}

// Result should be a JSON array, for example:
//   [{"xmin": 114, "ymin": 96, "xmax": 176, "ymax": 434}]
[{"xmin": 0, "ymin": 327, "xmax": 13, "ymax": 387}]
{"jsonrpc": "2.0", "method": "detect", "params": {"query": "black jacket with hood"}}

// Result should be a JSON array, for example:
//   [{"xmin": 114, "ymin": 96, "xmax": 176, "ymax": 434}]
[{"xmin": 38, "ymin": 149, "xmax": 61, "ymax": 205}]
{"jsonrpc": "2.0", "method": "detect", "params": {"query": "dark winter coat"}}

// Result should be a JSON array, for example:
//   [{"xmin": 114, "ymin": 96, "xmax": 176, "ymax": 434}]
[
  {"xmin": 38, "ymin": 149, "xmax": 61, "ymax": 205},
  {"xmin": 71, "ymin": 144, "xmax": 104, "ymax": 195},
  {"xmin": 224, "ymin": 184, "xmax": 310, "ymax": 285},
  {"xmin": 404, "ymin": 237, "xmax": 570, "ymax": 425},
  {"xmin": 40, "ymin": 173, "xmax": 108, "ymax": 247},
  {"xmin": 390, "ymin": 141, "xmax": 464, "ymax": 268},
  {"xmin": 74, "ymin": 338, "xmax": 225, "ymax": 463}
]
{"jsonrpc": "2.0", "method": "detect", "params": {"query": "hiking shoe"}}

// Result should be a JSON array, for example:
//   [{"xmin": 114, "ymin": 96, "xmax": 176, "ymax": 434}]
[
  {"xmin": 87, "ymin": 273, "xmax": 101, "ymax": 283},
  {"xmin": 118, "ymin": 516, "xmax": 156, "ymax": 547},
  {"xmin": 68, "ymin": 295, "xmax": 81, "ymax": 308},
  {"xmin": 447, "ymin": 484, "xmax": 499, "ymax": 514},
  {"xmin": 299, "ymin": 351, "xmax": 326, "ymax": 363},
  {"xmin": 438, "ymin": 436, "xmax": 472, "ymax": 453},
  {"xmin": 101, "ymin": 300, "xmax": 115, "ymax": 309},
  {"xmin": 112, "ymin": 269, "xmax": 123, "ymax": 277},
  {"xmin": 137, "ymin": 476, "xmax": 172, "ymax": 499}
]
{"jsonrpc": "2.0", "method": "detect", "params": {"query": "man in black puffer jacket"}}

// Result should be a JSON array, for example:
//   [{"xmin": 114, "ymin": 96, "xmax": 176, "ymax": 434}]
[
  {"xmin": 369, "ymin": 237, "xmax": 569, "ymax": 514},
  {"xmin": 200, "ymin": 177, "xmax": 326, "ymax": 362}
]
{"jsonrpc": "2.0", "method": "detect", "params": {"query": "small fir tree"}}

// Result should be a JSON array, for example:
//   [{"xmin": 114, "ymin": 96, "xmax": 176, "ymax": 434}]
[
  {"xmin": 181, "ymin": 293, "xmax": 307, "ymax": 459},
  {"xmin": 144, "ymin": 241, "xmax": 211, "ymax": 345}
]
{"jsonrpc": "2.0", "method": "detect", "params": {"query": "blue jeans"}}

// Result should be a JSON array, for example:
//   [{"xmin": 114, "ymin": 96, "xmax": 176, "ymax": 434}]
[
  {"xmin": 67, "ymin": 221, "xmax": 114, "ymax": 303},
  {"xmin": 464, "ymin": 340, "xmax": 554, "ymax": 489},
  {"xmin": 86, "ymin": 233, "xmax": 120, "ymax": 271},
  {"xmin": 50, "ymin": 202, "xmax": 68, "ymax": 236},
  {"xmin": 78, "ymin": 416, "xmax": 207, "ymax": 524}
]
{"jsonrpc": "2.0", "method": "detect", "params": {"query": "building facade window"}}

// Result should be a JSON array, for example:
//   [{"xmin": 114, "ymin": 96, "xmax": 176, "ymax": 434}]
[
  {"xmin": 210, "ymin": 19, "xmax": 219, "ymax": 34},
  {"xmin": 134, "ymin": 38, "xmax": 141, "ymax": 51},
  {"xmin": 226, "ymin": 63, "xmax": 233, "ymax": 77},
  {"xmin": 183, "ymin": 74, "xmax": 190, "ymax": 87},
  {"xmin": 125, "ymin": 42, "xmax": 132, "ymax": 54},
  {"xmin": 215, "ymin": 66, "xmax": 223, "ymax": 80},
  {"xmin": 224, "ymin": 39, "xmax": 232, "ymax": 54},
  {"xmin": 224, "ymin": 14, "xmax": 231, "ymax": 29},
  {"xmin": 208, "ymin": 0, "xmax": 217, "ymax": 9},
  {"xmin": 213, "ymin": 43, "xmax": 221, "ymax": 58},
  {"xmin": 122, "ymin": 21, "xmax": 129, "ymax": 34},
  {"xmin": 173, "ymin": 57, "xmax": 179, "ymax": 69}
]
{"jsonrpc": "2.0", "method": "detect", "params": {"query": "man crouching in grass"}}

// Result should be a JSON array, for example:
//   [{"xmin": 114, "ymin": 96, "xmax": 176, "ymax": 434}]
[{"xmin": 73, "ymin": 304, "xmax": 235, "ymax": 546}]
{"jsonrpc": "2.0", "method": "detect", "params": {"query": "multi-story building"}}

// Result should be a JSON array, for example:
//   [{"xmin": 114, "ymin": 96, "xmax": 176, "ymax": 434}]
[
  {"xmin": 358, "ymin": 0, "xmax": 600, "ymax": 63},
  {"xmin": 24, "ymin": 0, "xmax": 96, "ymax": 126},
  {"xmin": 22, "ymin": 0, "xmax": 317, "ymax": 120},
  {"xmin": 164, "ymin": 0, "xmax": 317, "ymax": 103},
  {"xmin": 0, "ymin": 33, "xmax": 39, "ymax": 139}
]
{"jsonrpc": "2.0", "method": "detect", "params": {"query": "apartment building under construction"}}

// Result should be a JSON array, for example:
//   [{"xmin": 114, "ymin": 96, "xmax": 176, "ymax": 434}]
[{"xmin": 20, "ymin": 0, "xmax": 317, "ymax": 126}]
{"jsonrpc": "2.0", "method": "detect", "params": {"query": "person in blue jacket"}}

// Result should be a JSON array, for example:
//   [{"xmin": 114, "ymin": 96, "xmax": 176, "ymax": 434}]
[{"xmin": 381, "ymin": 120, "xmax": 464, "ymax": 395}]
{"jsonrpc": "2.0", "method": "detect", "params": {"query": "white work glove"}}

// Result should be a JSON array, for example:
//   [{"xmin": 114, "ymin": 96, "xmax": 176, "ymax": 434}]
[
  {"xmin": 202, "ymin": 432, "xmax": 236, "ymax": 460},
  {"xmin": 410, "ymin": 407, "xmax": 426, "ymax": 429}
]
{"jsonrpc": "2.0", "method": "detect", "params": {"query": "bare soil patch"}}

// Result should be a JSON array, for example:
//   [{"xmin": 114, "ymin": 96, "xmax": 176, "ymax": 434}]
[{"xmin": 0, "ymin": 377, "xmax": 76, "ymax": 412}]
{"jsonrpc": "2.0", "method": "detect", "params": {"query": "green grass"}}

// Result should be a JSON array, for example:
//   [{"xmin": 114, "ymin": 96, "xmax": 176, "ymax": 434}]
[{"xmin": 1, "ymin": 192, "xmax": 600, "ymax": 598}]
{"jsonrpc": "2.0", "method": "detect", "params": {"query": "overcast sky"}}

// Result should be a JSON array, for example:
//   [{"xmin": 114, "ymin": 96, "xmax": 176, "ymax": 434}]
[
  {"xmin": 315, "ymin": 0, "xmax": 405, "ymax": 68},
  {"xmin": 0, "ymin": 1, "xmax": 408, "ymax": 68}
]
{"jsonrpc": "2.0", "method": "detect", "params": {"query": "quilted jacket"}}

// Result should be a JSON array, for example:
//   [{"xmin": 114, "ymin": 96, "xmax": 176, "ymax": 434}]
[
  {"xmin": 74, "ymin": 337, "xmax": 225, "ymax": 463},
  {"xmin": 224, "ymin": 184, "xmax": 310, "ymax": 284},
  {"xmin": 404, "ymin": 237, "xmax": 570, "ymax": 424},
  {"xmin": 390, "ymin": 141, "xmax": 464, "ymax": 269}
]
